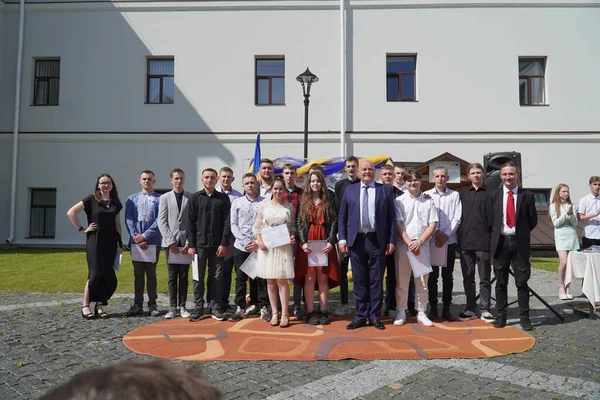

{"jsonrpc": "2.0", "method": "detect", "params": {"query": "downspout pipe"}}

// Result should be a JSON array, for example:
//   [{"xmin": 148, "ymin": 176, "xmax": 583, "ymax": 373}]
[
  {"xmin": 340, "ymin": 0, "xmax": 346, "ymax": 157},
  {"xmin": 7, "ymin": 0, "xmax": 25, "ymax": 243}
]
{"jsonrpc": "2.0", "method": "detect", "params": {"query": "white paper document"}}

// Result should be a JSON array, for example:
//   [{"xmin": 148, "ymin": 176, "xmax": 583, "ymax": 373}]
[
  {"xmin": 239, "ymin": 251, "xmax": 258, "ymax": 279},
  {"xmin": 261, "ymin": 224, "xmax": 291, "ymax": 249},
  {"xmin": 168, "ymin": 247, "xmax": 192, "ymax": 265},
  {"xmin": 192, "ymin": 254, "xmax": 199, "ymax": 281},
  {"xmin": 307, "ymin": 240, "xmax": 328, "ymax": 267},
  {"xmin": 407, "ymin": 250, "xmax": 433, "ymax": 278},
  {"xmin": 113, "ymin": 254, "xmax": 122, "ymax": 272},
  {"xmin": 131, "ymin": 244, "xmax": 157, "ymax": 263},
  {"xmin": 430, "ymin": 243, "xmax": 447, "ymax": 267}
]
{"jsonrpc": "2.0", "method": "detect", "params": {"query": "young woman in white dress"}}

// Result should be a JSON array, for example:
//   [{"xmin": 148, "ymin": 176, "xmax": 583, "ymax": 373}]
[
  {"xmin": 549, "ymin": 184, "xmax": 579, "ymax": 300},
  {"xmin": 254, "ymin": 178, "xmax": 297, "ymax": 328}
]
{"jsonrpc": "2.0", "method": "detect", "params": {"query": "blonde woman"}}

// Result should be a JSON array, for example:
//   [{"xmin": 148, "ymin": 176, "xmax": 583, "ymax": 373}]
[
  {"xmin": 549, "ymin": 184, "xmax": 579, "ymax": 300},
  {"xmin": 254, "ymin": 178, "xmax": 296, "ymax": 328}
]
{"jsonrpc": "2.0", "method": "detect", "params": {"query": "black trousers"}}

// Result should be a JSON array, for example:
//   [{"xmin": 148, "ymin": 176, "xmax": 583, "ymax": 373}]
[
  {"xmin": 493, "ymin": 236, "xmax": 531, "ymax": 317},
  {"xmin": 384, "ymin": 253, "xmax": 396, "ymax": 311},
  {"xmin": 582, "ymin": 237, "xmax": 600, "ymax": 249},
  {"xmin": 166, "ymin": 262, "xmax": 189, "ymax": 309},
  {"xmin": 428, "ymin": 243, "xmax": 457, "ymax": 310},
  {"xmin": 232, "ymin": 248, "xmax": 268, "ymax": 309},
  {"xmin": 338, "ymin": 251, "xmax": 350, "ymax": 305},
  {"xmin": 192, "ymin": 247, "xmax": 224, "ymax": 312},
  {"xmin": 460, "ymin": 249, "xmax": 492, "ymax": 313}
]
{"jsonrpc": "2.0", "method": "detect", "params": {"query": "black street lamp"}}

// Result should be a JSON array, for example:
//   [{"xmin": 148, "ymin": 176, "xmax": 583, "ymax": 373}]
[{"xmin": 296, "ymin": 67, "xmax": 319, "ymax": 160}]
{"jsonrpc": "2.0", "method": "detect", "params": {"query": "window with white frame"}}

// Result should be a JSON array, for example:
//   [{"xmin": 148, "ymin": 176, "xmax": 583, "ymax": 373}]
[{"xmin": 147, "ymin": 58, "xmax": 174, "ymax": 104}]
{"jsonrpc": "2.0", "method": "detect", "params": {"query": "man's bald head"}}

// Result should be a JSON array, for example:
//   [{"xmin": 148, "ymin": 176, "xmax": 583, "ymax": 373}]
[{"xmin": 359, "ymin": 160, "xmax": 375, "ymax": 184}]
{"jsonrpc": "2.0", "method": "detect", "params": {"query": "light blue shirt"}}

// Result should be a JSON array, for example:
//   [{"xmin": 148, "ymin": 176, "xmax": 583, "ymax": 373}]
[
  {"xmin": 125, "ymin": 191, "xmax": 162, "ymax": 246},
  {"xmin": 359, "ymin": 182, "xmax": 376, "ymax": 233}
]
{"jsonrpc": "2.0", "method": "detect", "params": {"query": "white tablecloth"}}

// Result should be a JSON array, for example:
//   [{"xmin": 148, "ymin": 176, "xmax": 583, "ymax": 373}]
[{"xmin": 565, "ymin": 252, "xmax": 600, "ymax": 305}]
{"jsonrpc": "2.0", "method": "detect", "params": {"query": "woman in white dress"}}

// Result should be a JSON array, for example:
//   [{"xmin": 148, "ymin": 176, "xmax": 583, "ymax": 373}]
[
  {"xmin": 254, "ymin": 178, "xmax": 296, "ymax": 328},
  {"xmin": 549, "ymin": 183, "xmax": 579, "ymax": 300}
]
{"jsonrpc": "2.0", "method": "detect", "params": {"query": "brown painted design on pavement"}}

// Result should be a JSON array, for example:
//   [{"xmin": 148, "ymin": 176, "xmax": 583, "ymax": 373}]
[{"xmin": 123, "ymin": 317, "xmax": 535, "ymax": 361}]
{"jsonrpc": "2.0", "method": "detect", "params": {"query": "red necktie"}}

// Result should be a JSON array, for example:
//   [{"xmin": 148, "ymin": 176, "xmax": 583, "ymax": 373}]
[{"xmin": 506, "ymin": 190, "xmax": 515, "ymax": 228}]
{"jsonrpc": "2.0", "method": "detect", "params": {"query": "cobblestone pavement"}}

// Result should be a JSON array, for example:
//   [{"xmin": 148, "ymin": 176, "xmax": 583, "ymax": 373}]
[{"xmin": 1, "ymin": 268, "xmax": 599, "ymax": 400}]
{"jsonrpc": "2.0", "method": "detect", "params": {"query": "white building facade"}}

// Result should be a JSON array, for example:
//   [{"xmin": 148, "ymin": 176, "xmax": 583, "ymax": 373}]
[{"xmin": 1, "ymin": 0, "xmax": 599, "ymax": 245}]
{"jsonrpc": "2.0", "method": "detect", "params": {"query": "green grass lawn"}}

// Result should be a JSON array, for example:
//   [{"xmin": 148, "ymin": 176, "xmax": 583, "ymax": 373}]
[{"xmin": 0, "ymin": 248, "xmax": 558, "ymax": 294}]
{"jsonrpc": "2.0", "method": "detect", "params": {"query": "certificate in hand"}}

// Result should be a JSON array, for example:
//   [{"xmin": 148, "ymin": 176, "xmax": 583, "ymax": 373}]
[
  {"xmin": 430, "ymin": 243, "xmax": 447, "ymax": 267},
  {"xmin": 307, "ymin": 240, "xmax": 328, "ymax": 267},
  {"xmin": 407, "ymin": 250, "xmax": 433, "ymax": 278},
  {"xmin": 192, "ymin": 254, "xmax": 199, "ymax": 281},
  {"xmin": 261, "ymin": 224, "xmax": 291, "ymax": 249},
  {"xmin": 239, "ymin": 251, "xmax": 258, "ymax": 279},
  {"xmin": 113, "ymin": 254, "xmax": 122, "ymax": 272},
  {"xmin": 168, "ymin": 247, "xmax": 192, "ymax": 265},
  {"xmin": 131, "ymin": 244, "xmax": 157, "ymax": 263}
]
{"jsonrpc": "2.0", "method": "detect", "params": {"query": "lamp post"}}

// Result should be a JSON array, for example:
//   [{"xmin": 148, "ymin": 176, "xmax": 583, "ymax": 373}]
[{"xmin": 296, "ymin": 67, "xmax": 319, "ymax": 160}]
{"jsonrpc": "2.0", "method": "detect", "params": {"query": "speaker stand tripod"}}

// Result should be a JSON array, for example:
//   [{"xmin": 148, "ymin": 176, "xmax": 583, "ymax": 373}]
[{"xmin": 476, "ymin": 269, "xmax": 565, "ymax": 322}]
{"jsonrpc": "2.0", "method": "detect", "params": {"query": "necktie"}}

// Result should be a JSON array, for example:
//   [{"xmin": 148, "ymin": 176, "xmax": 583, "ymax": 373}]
[
  {"xmin": 506, "ymin": 190, "xmax": 515, "ymax": 228},
  {"xmin": 362, "ymin": 185, "xmax": 370, "ymax": 232}
]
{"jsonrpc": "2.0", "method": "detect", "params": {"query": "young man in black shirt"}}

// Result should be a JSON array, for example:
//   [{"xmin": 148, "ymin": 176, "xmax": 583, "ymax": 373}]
[{"xmin": 187, "ymin": 168, "xmax": 231, "ymax": 321}]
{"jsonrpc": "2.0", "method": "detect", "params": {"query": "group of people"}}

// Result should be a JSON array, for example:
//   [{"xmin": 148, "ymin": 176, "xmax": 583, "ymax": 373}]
[{"xmin": 66, "ymin": 156, "xmax": 600, "ymax": 332}]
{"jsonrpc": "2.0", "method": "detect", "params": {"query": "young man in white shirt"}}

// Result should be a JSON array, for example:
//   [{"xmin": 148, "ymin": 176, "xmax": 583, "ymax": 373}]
[
  {"xmin": 577, "ymin": 176, "xmax": 600, "ymax": 249},
  {"xmin": 424, "ymin": 166, "xmax": 462, "ymax": 322},
  {"xmin": 258, "ymin": 159, "xmax": 275, "ymax": 197},
  {"xmin": 393, "ymin": 169, "xmax": 438, "ymax": 327}
]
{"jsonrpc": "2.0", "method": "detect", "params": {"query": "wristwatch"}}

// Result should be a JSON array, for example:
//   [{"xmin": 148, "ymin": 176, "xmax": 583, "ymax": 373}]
[
  {"xmin": 78, "ymin": 226, "xmax": 85, "ymax": 232},
  {"xmin": 418, "ymin": 239, "xmax": 425, "ymax": 245}
]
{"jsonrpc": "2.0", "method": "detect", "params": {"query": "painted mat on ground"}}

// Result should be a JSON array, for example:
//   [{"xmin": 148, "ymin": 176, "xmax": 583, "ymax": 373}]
[{"xmin": 123, "ymin": 316, "xmax": 535, "ymax": 361}]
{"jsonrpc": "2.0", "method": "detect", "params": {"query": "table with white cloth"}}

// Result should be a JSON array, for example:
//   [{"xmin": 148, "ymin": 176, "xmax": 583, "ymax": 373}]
[{"xmin": 565, "ymin": 251, "xmax": 600, "ymax": 318}]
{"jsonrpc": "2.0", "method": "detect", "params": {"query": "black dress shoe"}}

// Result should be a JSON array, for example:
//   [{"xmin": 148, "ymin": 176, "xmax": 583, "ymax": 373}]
[
  {"xmin": 442, "ymin": 309, "xmax": 457, "ymax": 322},
  {"xmin": 520, "ymin": 317, "xmax": 533, "ymax": 331},
  {"xmin": 493, "ymin": 315, "xmax": 507, "ymax": 328},
  {"xmin": 372, "ymin": 320, "xmax": 385, "ymax": 330},
  {"xmin": 346, "ymin": 319, "xmax": 367, "ymax": 330}
]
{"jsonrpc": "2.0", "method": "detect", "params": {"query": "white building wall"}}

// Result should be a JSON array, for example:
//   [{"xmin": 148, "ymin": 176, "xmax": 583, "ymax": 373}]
[{"xmin": 0, "ymin": 0, "xmax": 599, "ymax": 245}]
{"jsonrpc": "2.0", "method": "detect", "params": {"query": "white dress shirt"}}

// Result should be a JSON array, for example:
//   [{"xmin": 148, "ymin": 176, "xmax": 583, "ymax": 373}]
[
  {"xmin": 578, "ymin": 193, "xmax": 600, "ymax": 239},
  {"xmin": 423, "ymin": 187, "xmax": 462, "ymax": 245},
  {"xmin": 395, "ymin": 192, "xmax": 438, "ymax": 242},
  {"xmin": 501, "ymin": 185, "xmax": 518, "ymax": 236},
  {"xmin": 359, "ymin": 182, "xmax": 376, "ymax": 233}
]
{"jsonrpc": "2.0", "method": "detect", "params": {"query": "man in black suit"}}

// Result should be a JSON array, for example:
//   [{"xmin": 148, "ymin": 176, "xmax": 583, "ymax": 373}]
[{"xmin": 488, "ymin": 162, "xmax": 537, "ymax": 331}]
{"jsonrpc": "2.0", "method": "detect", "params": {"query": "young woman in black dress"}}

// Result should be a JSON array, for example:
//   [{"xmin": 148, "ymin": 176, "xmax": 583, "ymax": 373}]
[{"xmin": 67, "ymin": 174, "xmax": 123, "ymax": 319}]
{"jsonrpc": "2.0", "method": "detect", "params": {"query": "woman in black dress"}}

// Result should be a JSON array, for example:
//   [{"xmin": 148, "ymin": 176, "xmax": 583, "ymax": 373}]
[{"xmin": 67, "ymin": 174, "xmax": 123, "ymax": 319}]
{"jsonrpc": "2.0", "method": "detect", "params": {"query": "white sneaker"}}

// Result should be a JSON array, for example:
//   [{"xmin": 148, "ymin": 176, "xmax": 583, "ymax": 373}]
[
  {"xmin": 179, "ymin": 307, "xmax": 191, "ymax": 319},
  {"xmin": 480, "ymin": 311, "xmax": 496, "ymax": 323},
  {"xmin": 417, "ymin": 311, "xmax": 434, "ymax": 327},
  {"xmin": 245, "ymin": 304, "xmax": 258, "ymax": 315},
  {"xmin": 388, "ymin": 309, "xmax": 398, "ymax": 320},
  {"xmin": 333, "ymin": 304, "xmax": 351, "ymax": 316},
  {"xmin": 393, "ymin": 311, "xmax": 407, "ymax": 326},
  {"xmin": 165, "ymin": 308, "xmax": 177, "ymax": 319},
  {"xmin": 260, "ymin": 306, "xmax": 272, "ymax": 322}
]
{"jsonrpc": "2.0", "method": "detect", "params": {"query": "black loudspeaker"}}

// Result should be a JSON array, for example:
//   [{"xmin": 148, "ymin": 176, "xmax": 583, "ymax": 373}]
[{"xmin": 483, "ymin": 151, "xmax": 522, "ymax": 189}]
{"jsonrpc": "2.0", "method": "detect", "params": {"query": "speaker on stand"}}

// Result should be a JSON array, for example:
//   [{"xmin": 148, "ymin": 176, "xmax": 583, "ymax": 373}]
[{"xmin": 483, "ymin": 151, "xmax": 522, "ymax": 189}]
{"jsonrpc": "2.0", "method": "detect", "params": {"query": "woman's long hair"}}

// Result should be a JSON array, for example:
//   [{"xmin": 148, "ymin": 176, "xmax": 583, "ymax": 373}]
[
  {"xmin": 299, "ymin": 171, "xmax": 331, "ymax": 227},
  {"xmin": 549, "ymin": 183, "xmax": 571, "ymax": 221},
  {"xmin": 93, "ymin": 173, "xmax": 121, "ymax": 205}
]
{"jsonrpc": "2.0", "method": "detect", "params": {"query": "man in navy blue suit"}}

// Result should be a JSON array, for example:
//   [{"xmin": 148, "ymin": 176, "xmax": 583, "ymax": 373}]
[{"xmin": 338, "ymin": 160, "xmax": 396, "ymax": 330}]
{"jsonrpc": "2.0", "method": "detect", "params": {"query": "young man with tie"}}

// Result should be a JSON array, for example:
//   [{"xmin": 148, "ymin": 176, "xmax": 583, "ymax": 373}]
[
  {"xmin": 424, "ymin": 166, "xmax": 462, "ymax": 322},
  {"xmin": 338, "ymin": 160, "xmax": 396, "ymax": 330},
  {"xmin": 158, "ymin": 168, "xmax": 192, "ymax": 319},
  {"xmin": 488, "ymin": 162, "xmax": 537, "ymax": 331}
]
